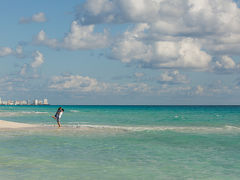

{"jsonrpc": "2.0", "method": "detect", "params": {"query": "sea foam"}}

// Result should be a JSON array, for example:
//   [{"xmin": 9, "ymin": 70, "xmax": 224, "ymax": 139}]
[{"xmin": 58, "ymin": 124, "xmax": 240, "ymax": 134}]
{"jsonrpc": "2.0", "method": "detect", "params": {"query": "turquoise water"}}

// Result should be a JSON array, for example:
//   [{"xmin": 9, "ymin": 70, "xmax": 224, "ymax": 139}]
[{"xmin": 0, "ymin": 105, "xmax": 240, "ymax": 179}]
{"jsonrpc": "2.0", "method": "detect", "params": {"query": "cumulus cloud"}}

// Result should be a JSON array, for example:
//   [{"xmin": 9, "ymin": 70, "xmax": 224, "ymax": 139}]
[
  {"xmin": 31, "ymin": 51, "xmax": 44, "ymax": 68},
  {"xmin": 0, "ymin": 46, "xmax": 24, "ymax": 58},
  {"xmin": 153, "ymin": 38, "xmax": 211, "ymax": 70},
  {"xmin": 49, "ymin": 75, "xmax": 108, "ymax": 92},
  {"xmin": 213, "ymin": 56, "xmax": 240, "ymax": 73},
  {"xmin": 19, "ymin": 50, "xmax": 44, "ymax": 77},
  {"xmin": 77, "ymin": 0, "xmax": 179, "ymax": 25},
  {"xmin": 30, "ymin": 0, "xmax": 240, "ymax": 73},
  {"xmin": 77, "ymin": 0, "xmax": 240, "ymax": 35},
  {"xmin": 195, "ymin": 85, "xmax": 204, "ymax": 95},
  {"xmin": 74, "ymin": 0, "xmax": 240, "ymax": 72},
  {"xmin": 111, "ymin": 25, "xmax": 212, "ymax": 70},
  {"xmin": 63, "ymin": 21, "xmax": 108, "ymax": 49},
  {"xmin": 49, "ymin": 74, "xmax": 151, "ymax": 94},
  {"xmin": 35, "ymin": 21, "xmax": 109, "ymax": 50},
  {"xmin": 0, "ymin": 47, "xmax": 12, "ymax": 57},
  {"xmin": 19, "ymin": 12, "xmax": 46, "ymax": 24},
  {"xmin": 28, "ymin": 0, "xmax": 240, "ymax": 81},
  {"xmin": 158, "ymin": 70, "xmax": 189, "ymax": 84},
  {"xmin": 35, "ymin": 30, "xmax": 58, "ymax": 48},
  {"xmin": 111, "ymin": 23, "xmax": 152, "ymax": 63}
]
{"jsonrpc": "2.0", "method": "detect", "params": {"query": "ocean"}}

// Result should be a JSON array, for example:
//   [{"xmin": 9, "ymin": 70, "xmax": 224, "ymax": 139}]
[{"xmin": 0, "ymin": 105, "xmax": 240, "ymax": 180}]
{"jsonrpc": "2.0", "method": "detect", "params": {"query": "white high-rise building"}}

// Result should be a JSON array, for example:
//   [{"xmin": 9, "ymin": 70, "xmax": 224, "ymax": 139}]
[
  {"xmin": 0, "ymin": 97, "xmax": 1, "ymax": 105},
  {"xmin": 43, "ymin": 98, "xmax": 48, "ymax": 105},
  {"xmin": 34, "ymin": 99, "xmax": 38, "ymax": 105}
]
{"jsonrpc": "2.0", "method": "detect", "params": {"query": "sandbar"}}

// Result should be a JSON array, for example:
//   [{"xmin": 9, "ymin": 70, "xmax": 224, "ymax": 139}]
[{"xmin": 0, "ymin": 120, "xmax": 38, "ymax": 129}]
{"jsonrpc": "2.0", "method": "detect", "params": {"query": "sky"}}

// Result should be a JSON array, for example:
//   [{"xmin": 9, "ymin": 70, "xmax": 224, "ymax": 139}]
[{"xmin": 1, "ymin": 0, "xmax": 240, "ymax": 105}]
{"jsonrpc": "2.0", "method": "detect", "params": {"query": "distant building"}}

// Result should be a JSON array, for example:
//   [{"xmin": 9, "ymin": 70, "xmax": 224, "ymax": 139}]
[
  {"xmin": 43, "ymin": 98, "xmax": 48, "ymax": 105},
  {"xmin": 2, "ymin": 101, "xmax": 7, "ymax": 105},
  {"xmin": 21, "ymin": 100, "xmax": 27, "ymax": 105},
  {"xmin": 34, "ymin": 99, "xmax": 38, "ymax": 105},
  {"xmin": 8, "ymin": 100, "xmax": 14, "ymax": 105},
  {"xmin": 14, "ymin": 101, "xmax": 20, "ymax": 105},
  {"xmin": 0, "ymin": 98, "xmax": 48, "ymax": 105}
]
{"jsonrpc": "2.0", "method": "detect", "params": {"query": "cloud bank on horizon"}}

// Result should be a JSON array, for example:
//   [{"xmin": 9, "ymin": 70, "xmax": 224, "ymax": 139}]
[{"xmin": 1, "ymin": 0, "xmax": 240, "ymax": 104}]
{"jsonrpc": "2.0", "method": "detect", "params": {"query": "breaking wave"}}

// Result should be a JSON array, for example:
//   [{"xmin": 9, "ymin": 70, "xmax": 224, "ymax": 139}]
[
  {"xmin": 0, "ymin": 111, "xmax": 48, "ymax": 117},
  {"xmin": 69, "ymin": 110, "xmax": 79, "ymax": 113}
]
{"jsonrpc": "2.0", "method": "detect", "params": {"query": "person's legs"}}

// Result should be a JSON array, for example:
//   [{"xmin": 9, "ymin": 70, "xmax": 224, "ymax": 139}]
[{"xmin": 56, "ymin": 118, "xmax": 61, "ymax": 127}]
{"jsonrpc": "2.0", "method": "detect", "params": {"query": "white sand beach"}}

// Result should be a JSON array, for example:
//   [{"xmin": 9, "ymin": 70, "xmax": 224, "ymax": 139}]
[{"xmin": 0, "ymin": 120, "xmax": 37, "ymax": 129}]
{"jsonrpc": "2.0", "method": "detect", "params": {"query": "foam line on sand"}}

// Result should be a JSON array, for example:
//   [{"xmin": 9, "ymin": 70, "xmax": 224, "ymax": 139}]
[{"xmin": 0, "ymin": 120, "xmax": 38, "ymax": 129}]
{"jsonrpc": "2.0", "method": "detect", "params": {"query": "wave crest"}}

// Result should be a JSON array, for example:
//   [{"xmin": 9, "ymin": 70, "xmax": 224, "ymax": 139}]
[{"xmin": 0, "ymin": 111, "xmax": 48, "ymax": 117}]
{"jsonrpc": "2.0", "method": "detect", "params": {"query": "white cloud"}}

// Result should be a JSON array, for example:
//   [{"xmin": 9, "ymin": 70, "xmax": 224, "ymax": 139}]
[
  {"xmin": 77, "ymin": 0, "xmax": 240, "ymax": 35},
  {"xmin": 0, "ymin": 47, "xmax": 12, "ymax": 57},
  {"xmin": 77, "ymin": 0, "xmax": 180, "ymax": 25},
  {"xmin": 215, "ymin": 56, "xmax": 236, "ymax": 69},
  {"xmin": 18, "ymin": 50, "xmax": 44, "ymax": 78},
  {"xmin": 20, "ymin": 64, "xmax": 28, "ymax": 76},
  {"xmin": 154, "ymin": 38, "xmax": 211, "ymax": 70},
  {"xmin": 29, "ymin": 0, "xmax": 240, "ymax": 77},
  {"xmin": 159, "ymin": 70, "xmax": 188, "ymax": 84},
  {"xmin": 35, "ymin": 30, "xmax": 58, "ymax": 48},
  {"xmin": 19, "ymin": 12, "xmax": 46, "ymax": 24},
  {"xmin": 0, "ymin": 46, "xmax": 24, "ymax": 58},
  {"xmin": 111, "ymin": 23, "xmax": 152, "ymax": 63},
  {"xmin": 214, "ymin": 55, "xmax": 240, "ymax": 73},
  {"xmin": 76, "ymin": 0, "xmax": 240, "ymax": 59},
  {"xmin": 49, "ymin": 74, "xmax": 152, "ymax": 94},
  {"xmin": 49, "ymin": 75, "xmax": 108, "ymax": 92},
  {"xmin": 16, "ymin": 46, "xmax": 23, "ymax": 55},
  {"xmin": 32, "ymin": 12, "xmax": 46, "ymax": 22},
  {"xmin": 35, "ymin": 21, "xmax": 109, "ymax": 50},
  {"xmin": 111, "ymin": 25, "xmax": 212, "ymax": 70},
  {"xmin": 111, "ymin": 36, "xmax": 152, "ymax": 63},
  {"xmin": 31, "ymin": 51, "xmax": 44, "ymax": 68},
  {"xmin": 195, "ymin": 85, "xmax": 204, "ymax": 95},
  {"xmin": 63, "ymin": 21, "xmax": 108, "ymax": 50}
]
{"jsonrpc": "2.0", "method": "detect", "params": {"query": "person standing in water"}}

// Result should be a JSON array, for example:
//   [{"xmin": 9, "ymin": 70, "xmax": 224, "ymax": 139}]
[{"xmin": 52, "ymin": 107, "xmax": 64, "ymax": 127}]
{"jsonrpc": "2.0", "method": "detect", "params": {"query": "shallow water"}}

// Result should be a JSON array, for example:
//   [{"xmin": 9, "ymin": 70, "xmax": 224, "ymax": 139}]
[{"xmin": 0, "ymin": 105, "xmax": 240, "ymax": 179}]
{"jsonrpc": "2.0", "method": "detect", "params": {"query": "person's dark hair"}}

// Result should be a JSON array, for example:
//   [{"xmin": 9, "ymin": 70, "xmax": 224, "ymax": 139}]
[{"xmin": 62, "ymin": 109, "xmax": 64, "ymax": 112}]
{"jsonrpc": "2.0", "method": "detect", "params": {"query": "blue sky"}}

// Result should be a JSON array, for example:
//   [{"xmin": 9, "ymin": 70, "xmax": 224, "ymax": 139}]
[{"xmin": 1, "ymin": 0, "xmax": 240, "ymax": 105}]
